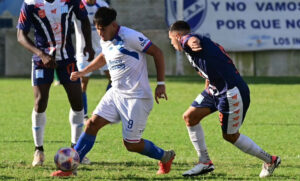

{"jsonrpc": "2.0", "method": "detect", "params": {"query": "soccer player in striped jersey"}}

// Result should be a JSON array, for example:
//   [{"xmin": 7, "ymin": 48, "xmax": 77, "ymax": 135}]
[
  {"xmin": 73, "ymin": 0, "xmax": 112, "ymax": 121},
  {"xmin": 51, "ymin": 7, "xmax": 175, "ymax": 177},
  {"xmin": 17, "ymin": 0, "xmax": 94, "ymax": 167},
  {"xmin": 168, "ymin": 21, "xmax": 280, "ymax": 178}
]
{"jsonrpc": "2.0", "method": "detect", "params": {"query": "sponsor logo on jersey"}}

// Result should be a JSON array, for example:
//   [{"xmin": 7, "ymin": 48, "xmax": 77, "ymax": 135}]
[
  {"xmin": 138, "ymin": 37, "xmax": 148, "ymax": 47},
  {"xmin": 80, "ymin": 1, "xmax": 85, "ymax": 10},
  {"xmin": 166, "ymin": 0, "xmax": 207, "ymax": 31},
  {"xmin": 51, "ymin": 8, "xmax": 57, "ymax": 14},
  {"xmin": 38, "ymin": 9, "xmax": 46, "ymax": 18},
  {"xmin": 61, "ymin": 5, "xmax": 68, "ymax": 14}
]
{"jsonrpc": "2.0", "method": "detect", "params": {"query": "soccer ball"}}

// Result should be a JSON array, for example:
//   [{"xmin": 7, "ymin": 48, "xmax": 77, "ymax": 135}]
[{"xmin": 54, "ymin": 147, "xmax": 80, "ymax": 171}]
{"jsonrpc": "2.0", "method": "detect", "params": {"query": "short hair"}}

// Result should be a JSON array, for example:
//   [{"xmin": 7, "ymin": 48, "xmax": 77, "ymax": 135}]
[
  {"xmin": 169, "ymin": 20, "xmax": 191, "ymax": 33},
  {"xmin": 93, "ymin": 7, "xmax": 117, "ymax": 27}
]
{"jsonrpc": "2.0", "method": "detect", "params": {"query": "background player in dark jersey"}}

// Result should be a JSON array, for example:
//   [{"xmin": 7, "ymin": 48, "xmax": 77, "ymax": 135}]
[
  {"xmin": 168, "ymin": 21, "xmax": 280, "ymax": 178},
  {"xmin": 17, "ymin": 0, "xmax": 94, "ymax": 166}
]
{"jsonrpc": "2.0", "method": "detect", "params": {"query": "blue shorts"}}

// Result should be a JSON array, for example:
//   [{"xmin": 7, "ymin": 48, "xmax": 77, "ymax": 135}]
[
  {"xmin": 191, "ymin": 87, "xmax": 250, "ymax": 134},
  {"xmin": 31, "ymin": 59, "xmax": 80, "ymax": 86}
]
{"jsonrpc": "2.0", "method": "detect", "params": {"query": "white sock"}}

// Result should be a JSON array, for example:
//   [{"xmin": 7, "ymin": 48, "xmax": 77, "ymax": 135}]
[
  {"xmin": 187, "ymin": 123, "xmax": 211, "ymax": 163},
  {"xmin": 234, "ymin": 134, "xmax": 272, "ymax": 163},
  {"xmin": 69, "ymin": 109, "xmax": 84, "ymax": 144},
  {"xmin": 32, "ymin": 110, "xmax": 46, "ymax": 147}
]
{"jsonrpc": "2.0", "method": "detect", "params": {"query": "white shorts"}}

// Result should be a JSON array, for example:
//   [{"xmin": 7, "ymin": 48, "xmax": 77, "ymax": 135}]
[
  {"xmin": 76, "ymin": 56, "xmax": 108, "ymax": 77},
  {"xmin": 93, "ymin": 89, "xmax": 153, "ymax": 143}
]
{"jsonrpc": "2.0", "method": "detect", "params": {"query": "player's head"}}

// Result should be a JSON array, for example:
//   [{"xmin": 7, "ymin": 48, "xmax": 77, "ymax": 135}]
[
  {"xmin": 94, "ymin": 7, "xmax": 118, "ymax": 41},
  {"xmin": 86, "ymin": 0, "xmax": 96, "ymax": 4},
  {"xmin": 168, "ymin": 21, "xmax": 191, "ymax": 51}
]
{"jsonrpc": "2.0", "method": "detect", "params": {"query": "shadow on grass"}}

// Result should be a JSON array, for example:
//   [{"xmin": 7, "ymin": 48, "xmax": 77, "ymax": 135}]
[{"xmin": 0, "ymin": 175, "xmax": 15, "ymax": 180}]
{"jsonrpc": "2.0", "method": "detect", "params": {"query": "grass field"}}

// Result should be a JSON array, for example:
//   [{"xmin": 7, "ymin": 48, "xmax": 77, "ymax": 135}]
[{"xmin": 0, "ymin": 76, "xmax": 300, "ymax": 180}]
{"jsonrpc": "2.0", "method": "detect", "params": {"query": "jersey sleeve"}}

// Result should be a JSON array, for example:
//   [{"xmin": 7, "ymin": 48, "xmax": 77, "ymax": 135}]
[
  {"xmin": 16, "ymin": 2, "xmax": 32, "ymax": 32},
  {"xmin": 73, "ymin": 0, "xmax": 88, "ymax": 20},
  {"xmin": 126, "ymin": 30, "xmax": 152, "ymax": 53}
]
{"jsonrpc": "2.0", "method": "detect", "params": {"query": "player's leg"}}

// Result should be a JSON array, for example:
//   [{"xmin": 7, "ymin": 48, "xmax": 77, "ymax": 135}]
[
  {"xmin": 77, "ymin": 57, "xmax": 92, "ymax": 120},
  {"xmin": 182, "ymin": 90, "xmax": 216, "ymax": 176},
  {"xmin": 219, "ymin": 87, "xmax": 280, "ymax": 178},
  {"xmin": 51, "ymin": 89, "xmax": 118, "ymax": 177},
  {"xmin": 31, "ymin": 63, "xmax": 54, "ymax": 166},
  {"xmin": 119, "ymin": 98, "xmax": 175, "ymax": 174}
]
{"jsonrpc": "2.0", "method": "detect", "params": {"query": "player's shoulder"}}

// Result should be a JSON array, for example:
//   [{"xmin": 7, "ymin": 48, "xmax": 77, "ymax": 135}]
[
  {"xmin": 24, "ymin": 0, "xmax": 41, "ymax": 5},
  {"xmin": 119, "ymin": 26, "xmax": 143, "ymax": 38}
]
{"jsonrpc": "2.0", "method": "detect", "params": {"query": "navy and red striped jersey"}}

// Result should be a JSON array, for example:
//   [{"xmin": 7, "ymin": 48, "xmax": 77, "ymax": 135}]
[
  {"xmin": 181, "ymin": 34, "xmax": 249, "ymax": 96},
  {"xmin": 17, "ymin": 0, "xmax": 88, "ymax": 61}
]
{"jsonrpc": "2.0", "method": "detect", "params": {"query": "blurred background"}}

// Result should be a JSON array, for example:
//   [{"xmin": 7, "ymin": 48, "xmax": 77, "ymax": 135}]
[{"xmin": 0, "ymin": 0, "xmax": 300, "ymax": 77}]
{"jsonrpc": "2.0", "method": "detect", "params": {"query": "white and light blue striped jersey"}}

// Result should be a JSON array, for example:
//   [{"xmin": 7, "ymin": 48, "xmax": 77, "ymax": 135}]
[
  {"xmin": 17, "ymin": 0, "xmax": 88, "ymax": 61},
  {"xmin": 73, "ymin": 0, "xmax": 108, "ymax": 58},
  {"xmin": 101, "ymin": 26, "xmax": 153, "ymax": 98}
]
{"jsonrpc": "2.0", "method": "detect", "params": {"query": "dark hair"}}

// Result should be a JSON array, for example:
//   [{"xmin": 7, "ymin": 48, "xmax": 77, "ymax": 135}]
[
  {"xmin": 93, "ymin": 7, "xmax": 117, "ymax": 27},
  {"xmin": 169, "ymin": 20, "xmax": 191, "ymax": 32}
]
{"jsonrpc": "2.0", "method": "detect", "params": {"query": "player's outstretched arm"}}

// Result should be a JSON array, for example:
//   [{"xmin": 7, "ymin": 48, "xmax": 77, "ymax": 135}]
[
  {"xmin": 70, "ymin": 53, "xmax": 106, "ymax": 81},
  {"xmin": 17, "ymin": 29, "xmax": 56, "ymax": 68},
  {"xmin": 80, "ymin": 16, "xmax": 95, "ymax": 62},
  {"xmin": 145, "ymin": 44, "xmax": 168, "ymax": 104}
]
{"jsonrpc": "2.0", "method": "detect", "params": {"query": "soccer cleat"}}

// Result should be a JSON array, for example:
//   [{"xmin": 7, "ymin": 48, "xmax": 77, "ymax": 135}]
[
  {"xmin": 51, "ymin": 169, "xmax": 76, "ymax": 177},
  {"xmin": 182, "ymin": 161, "xmax": 214, "ymax": 177},
  {"xmin": 81, "ymin": 156, "xmax": 91, "ymax": 165},
  {"xmin": 156, "ymin": 150, "xmax": 176, "ymax": 175},
  {"xmin": 32, "ymin": 150, "xmax": 45, "ymax": 166},
  {"xmin": 259, "ymin": 156, "xmax": 281, "ymax": 178}
]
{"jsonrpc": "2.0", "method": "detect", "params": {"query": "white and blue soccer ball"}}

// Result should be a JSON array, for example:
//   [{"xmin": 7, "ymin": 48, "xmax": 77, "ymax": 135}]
[{"xmin": 54, "ymin": 147, "xmax": 80, "ymax": 171}]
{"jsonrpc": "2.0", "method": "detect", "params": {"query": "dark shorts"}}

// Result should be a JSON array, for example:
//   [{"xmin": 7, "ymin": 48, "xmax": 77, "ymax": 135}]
[
  {"xmin": 191, "ymin": 87, "xmax": 250, "ymax": 134},
  {"xmin": 31, "ymin": 59, "xmax": 80, "ymax": 86}
]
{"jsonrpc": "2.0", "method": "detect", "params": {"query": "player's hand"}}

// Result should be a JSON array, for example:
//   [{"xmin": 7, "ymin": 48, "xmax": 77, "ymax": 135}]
[
  {"xmin": 155, "ymin": 85, "xmax": 168, "ymax": 104},
  {"xmin": 83, "ymin": 46, "xmax": 95, "ymax": 62},
  {"xmin": 40, "ymin": 52, "xmax": 57, "ymax": 69},
  {"xmin": 188, "ymin": 37, "xmax": 202, "ymax": 52},
  {"xmin": 70, "ymin": 71, "xmax": 84, "ymax": 81}
]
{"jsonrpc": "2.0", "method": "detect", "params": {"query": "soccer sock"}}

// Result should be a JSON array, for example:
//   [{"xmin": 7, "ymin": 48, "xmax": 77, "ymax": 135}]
[
  {"xmin": 82, "ymin": 92, "xmax": 88, "ymax": 116},
  {"xmin": 187, "ymin": 123, "xmax": 211, "ymax": 163},
  {"xmin": 32, "ymin": 110, "xmax": 46, "ymax": 147},
  {"xmin": 234, "ymin": 134, "xmax": 272, "ymax": 163},
  {"xmin": 74, "ymin": 132, "xmax": 96, "ymax": 162},
  {"xmin": 140, "ymin": 139, "xmax": 165, "ymax": 160},
  {"xmin": 69, "ymin": 109, "xmax": 84, "ymax": 144}
]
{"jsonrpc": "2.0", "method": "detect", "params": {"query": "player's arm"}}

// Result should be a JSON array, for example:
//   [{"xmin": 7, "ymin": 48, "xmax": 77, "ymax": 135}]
[
  {"xmin": 80, "ymin": 17, "xmax": 95, "ymax": 62},
  {"xmin": 145, "ymin": 44, "xmax": 167, "ymax": 104},
  {"xmin": 205, "ymin": 79, "xmax": 210, "ymax": 89},
  {"xmin": 70, "ymin": 53, "xmax": 106, "ymax": 81},
  {"xmin": 187, "ymin": 36, "xmax": 202, "ymax": 52},
  {"xmin": 17, "ymin": 29, "xmax": 56, "ymax": 68}
]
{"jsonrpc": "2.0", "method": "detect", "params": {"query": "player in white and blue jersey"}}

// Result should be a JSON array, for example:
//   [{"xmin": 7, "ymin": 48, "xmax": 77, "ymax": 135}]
[
  {"xmin": 51, "ymin": 7, "xmax": 175, "ymax": 177},
  {"xmin": 73, "ymin": 0, "xmax": 112, "ymax": 120},
  {"xmin": 168, "ymin": 21, "xmax": 280, "ymax": 178},
  {"xmin": 17, "ymin": 0, "xmax": 94, "ymax": 167}
]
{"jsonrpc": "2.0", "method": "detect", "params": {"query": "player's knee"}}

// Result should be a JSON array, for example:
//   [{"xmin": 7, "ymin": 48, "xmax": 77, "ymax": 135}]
[
  {"xmin": 183, "ymin": 112, "xmax": 199, "ymax": 127},
  {"xmin": 222, "ymin": 132, "xmax": 240, "ymax": 143},
  {"xmin": 123, "ymin": 141, "xmax": 139, "ymax": 152},
  {"xmin": 85, "ymin": 118, "xmax": 101, "ymax": 134},
  {"xmin": 34, "ymin": 97, "xmax": 48, "ymax": 112}
]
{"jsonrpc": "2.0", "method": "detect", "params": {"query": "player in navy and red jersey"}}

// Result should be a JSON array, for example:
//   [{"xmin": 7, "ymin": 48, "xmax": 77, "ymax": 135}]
[
  {"xmin": 17, "ymin": 0, "xmax": 95, "ymax": 167},
  {"xmin": 168, "ymin": 21, "xmax": 280, "ymax": 178}
]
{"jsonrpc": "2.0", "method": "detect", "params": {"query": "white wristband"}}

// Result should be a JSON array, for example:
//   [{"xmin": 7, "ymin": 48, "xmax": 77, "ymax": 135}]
[{"xmin": 157, "ymin": 81, "xmax": 165, "ymax": 85}]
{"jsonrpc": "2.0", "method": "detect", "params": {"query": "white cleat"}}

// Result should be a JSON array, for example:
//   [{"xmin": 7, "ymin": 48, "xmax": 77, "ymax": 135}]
[
  {"xmin": 32, "ymin": 150, "xmax": 45, "ymax": 167},
  {"xmin": 81, "ymin": 156, "xmax": 91, "ymax": 165},
  {"xmin": 182, "ymin": 161, "xmax": 214, "ymax": 177},
  {"xmin": 259, "ymin": 156, "xmax": 281, "ymax": 178}
]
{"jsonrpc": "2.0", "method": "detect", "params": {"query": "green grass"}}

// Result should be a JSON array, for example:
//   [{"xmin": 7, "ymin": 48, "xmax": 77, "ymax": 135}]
[{"xmin": 0, "ymin": 76, "xmax": 300, "ymax": 180}]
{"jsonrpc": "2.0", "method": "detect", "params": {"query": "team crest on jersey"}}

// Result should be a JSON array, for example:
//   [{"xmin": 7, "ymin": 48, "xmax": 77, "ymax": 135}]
[
  {"xmin": 38, "ymin": 9, "xmax": 46, "ymax": 18},
  {"xmin": 51, "ymin": 8, "xmax": 57, "ymax": 14},
  {"xmin": 165, "ymin": 0, "xmax": 207, "ymax": 31},
  {"xmin": 61, "ymin": 5, "xmax": 68, "ymax": 14}
]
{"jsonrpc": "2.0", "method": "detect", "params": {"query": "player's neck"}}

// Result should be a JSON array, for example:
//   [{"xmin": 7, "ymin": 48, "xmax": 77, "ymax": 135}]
[{"xmin": 45, "ymin": 0, "xmax": 55, "ymax": 3}]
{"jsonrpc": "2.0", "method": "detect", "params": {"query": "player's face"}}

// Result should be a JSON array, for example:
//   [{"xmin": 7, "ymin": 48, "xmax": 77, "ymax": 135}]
[
  {"xmin": 168, "ymin": 31, "xmax": 183, "ymax": 51},
  {"xmin": 96, "ymin": 23, "xmax": 116, "ymax": 41}
]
